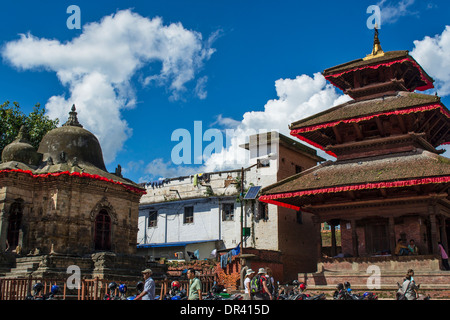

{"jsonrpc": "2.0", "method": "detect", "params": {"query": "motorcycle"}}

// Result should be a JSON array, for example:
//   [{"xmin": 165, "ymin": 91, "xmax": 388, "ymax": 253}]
[
  {"xmin": 25, "ymin": 283, "xmax": 45, "ymax": 300},
  {"xmin": 25, "ymin": 283, "xmax": 60, "ymax": 300},
  {"xmin": 333, "ymin": 282, "xmax": 377, "ymax": 300},
  {"xmin": 103, "ymin": 282, "xmax": 121, "ymax": 300},
  {"xmin": 276, "ymin": 281, "xmax": 326, "ymax": 300},
  {"xmin": 203, "ymin": 283, "xmax": 242, "ymax": 300}
]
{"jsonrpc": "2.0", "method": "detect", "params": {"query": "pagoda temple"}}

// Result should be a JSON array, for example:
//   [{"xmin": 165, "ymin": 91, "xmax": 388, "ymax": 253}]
[{"xmin": 259, "ymin": 29, "xmax": 450, "ymax": 288}]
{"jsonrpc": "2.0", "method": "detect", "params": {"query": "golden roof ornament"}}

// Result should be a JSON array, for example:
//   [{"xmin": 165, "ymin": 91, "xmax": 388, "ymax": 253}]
[{"xmin": 363, "ymin": 24, "xmax": 385, "ymax": 61}]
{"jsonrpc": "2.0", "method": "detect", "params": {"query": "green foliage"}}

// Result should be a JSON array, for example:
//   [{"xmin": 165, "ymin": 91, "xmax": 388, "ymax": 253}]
[{"xmin": 0, "ymin": 101, "xmax": 59, "ymax": 156}]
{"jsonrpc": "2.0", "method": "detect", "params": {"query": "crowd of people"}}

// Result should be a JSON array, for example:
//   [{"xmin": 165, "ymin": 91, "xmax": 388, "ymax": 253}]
[{"xmin": 130, "ymin": 240, "xmax": 449, "ymax": 301}]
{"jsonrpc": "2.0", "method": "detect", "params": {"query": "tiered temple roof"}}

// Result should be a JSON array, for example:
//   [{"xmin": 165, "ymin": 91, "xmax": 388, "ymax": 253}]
[{"xmin": 260, "ymin": 29, "xmax": 450, "ymax": 212}]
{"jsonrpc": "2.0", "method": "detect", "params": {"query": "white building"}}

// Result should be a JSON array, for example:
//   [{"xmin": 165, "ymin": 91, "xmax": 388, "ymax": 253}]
[{"xmin": 136, "ymin": 132, "xmax": 324, "ymax": 280}]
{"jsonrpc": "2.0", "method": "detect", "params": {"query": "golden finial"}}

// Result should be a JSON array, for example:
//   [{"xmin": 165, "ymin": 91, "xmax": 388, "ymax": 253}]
[{"xmin": 363, "ymin": 24, "xmax": 385, "ymax": 60}]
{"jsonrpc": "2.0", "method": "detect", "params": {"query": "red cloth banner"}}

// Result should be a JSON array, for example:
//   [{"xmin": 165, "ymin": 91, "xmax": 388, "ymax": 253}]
[
  {"xmin": 0, "ymin": 169, "xmax": 146, "ymax": 195},
  {"xmin": 290, "ymin": 103, "xmax": 450, "ymax": 155},
  {"xmin": 325, "ymin": 57, "xmax": 434, "ymax": 92},
  {"xmin": 259, "ymin": 176, "xmax": 450, "ymax": 209}
]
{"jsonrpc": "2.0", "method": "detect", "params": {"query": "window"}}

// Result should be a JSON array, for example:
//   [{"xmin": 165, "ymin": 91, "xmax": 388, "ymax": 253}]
[
  {"xmin": 148, "ymin": 210, "xmax": 157, "ymax": 227},
  {"xmin": 184, "ymin": 206, "xmax": 194, "ymax": 224},
  {"xmin": 94, "ymin": 210, "xmax": 111, "ymax": 251},
  {"xmin": 222, "ymin": 203, "xmax": 234, "ymax": 221},
  {"xmin": 295, "ymin": 165, "xmax": 303, "ymax": 174},
  {"xmin": 258, "ymin": 201, "xmax": 269, "ymax": 221}
]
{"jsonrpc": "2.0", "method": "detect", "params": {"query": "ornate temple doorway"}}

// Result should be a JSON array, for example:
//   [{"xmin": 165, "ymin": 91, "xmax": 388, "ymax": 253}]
[
  {"xmin": 94, "ymin": 209, "xmax": 111, "ymax": 251},
  {"xmin": 6, "ymin": 201, "xmax": 23, "ymax": 250}
]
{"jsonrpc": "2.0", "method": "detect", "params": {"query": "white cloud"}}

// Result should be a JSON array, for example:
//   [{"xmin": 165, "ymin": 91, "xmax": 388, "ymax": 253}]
[
  {"xmin": 140, "ymin": 72, "xmax": 348, "ymax": 180},
  {"xmin": 201, "ymin": 73, "xmax": 350, "ymax": 173},
  {"xmin": 140, "ymin": 158, "xmax": 199, "ymax": 183},
  {"xmin": 410, "ymin": 25, "xmax": 450, "ymax": 96},
  {"xmin": 377, "ymin": 0, "xmax": 417, "ymax": 25},
  {"xmin": 194, "ymin": 76, "xmax": 209, "ymax": 100},
  {"xmin": 2, "ymin": 9, "xmax": 215, "ymax": 163}
]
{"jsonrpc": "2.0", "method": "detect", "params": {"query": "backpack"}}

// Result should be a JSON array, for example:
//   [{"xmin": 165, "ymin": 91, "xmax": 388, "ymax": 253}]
[{"xmin": 250, "ymin": 275, "xmax": 264, "ymax": 294}]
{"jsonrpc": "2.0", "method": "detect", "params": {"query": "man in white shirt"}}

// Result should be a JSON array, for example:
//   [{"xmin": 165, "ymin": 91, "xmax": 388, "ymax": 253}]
[{"xmin": 134, "ymin": 269, "xmax": 155, "ymax": 300}]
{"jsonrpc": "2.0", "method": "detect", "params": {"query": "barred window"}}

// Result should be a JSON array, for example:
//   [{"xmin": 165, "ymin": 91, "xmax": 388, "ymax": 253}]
[
  {"xmin": 148, "ymin": 210, "xmax": 158, "ymax": 227},
  {"xmin": 222, "ymin": 203, "xmax": 234, "ymax": 221},
  {"xmin": 184, "ymin": 206, "xmax": 194, "ymax": 224}
]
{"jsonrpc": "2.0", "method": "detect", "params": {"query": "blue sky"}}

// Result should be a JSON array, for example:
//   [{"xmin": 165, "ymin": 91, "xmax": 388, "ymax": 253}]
[{"xmin": 1, "ymin": 0, "xmax": 450, "ymax": 183}]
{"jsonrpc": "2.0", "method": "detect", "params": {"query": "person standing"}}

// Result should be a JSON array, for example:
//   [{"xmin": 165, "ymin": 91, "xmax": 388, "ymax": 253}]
[
  {"xmin": 399, "ymin": 269, "xmax": 418, "ymax": 300},
  {"xmin": 438, "ymin": 241, "xmax": 450, "ymax": 270},
  {"xmin": 187, "ymin": 268, "xmax": 202, "ymax": 300},
  {"xmin": 265, "ymin": 267, "xmax": 276, "ymax": 297},
  {"xmin": 253, "ymin": 268, "xmax": 273, "ymax": 300},
  {"xmin": 243, "ymin": 269, "xmax": 255, "ymax": 300},
  {"xmin": 134, "ymin": 269, "xmax": 155, "ymax": 300}
]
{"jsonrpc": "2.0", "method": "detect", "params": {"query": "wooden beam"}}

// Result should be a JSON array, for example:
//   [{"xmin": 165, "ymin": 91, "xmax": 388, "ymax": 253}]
[
  {"xmin": 429, "ymin": 212, "xmax": 439, "ymax": 254},
  {"xmin": 375, "ymin": 117, "xmax": 386, "ymax": 137},
  {"xmin": 388, "ymin": 216, "xmax": 396, "ymax": 254},
  {"xmin": 396, "ymin": 115, "xmax": 407, "ymax": 134},
  {"xmin": 351, "ymin": 219, "xmax": 359, "ymax": 257},
  {"xmin": 436, "ymin": 128, "xmax": 450, "ymax": 146},
  {"xmin": 332, "ymin": 126, "xmax": 343, "ymax": 144},
  {"xmin": 352, "ymin": 123, "xmax": 364, "ymax": 140},
  {"xmin": 429, "ymin": 121, "xmax": 447, "ymax": 142},
  {"xmin": 418, "ymin": 110, "xmax": 438, "ymax": 132}
]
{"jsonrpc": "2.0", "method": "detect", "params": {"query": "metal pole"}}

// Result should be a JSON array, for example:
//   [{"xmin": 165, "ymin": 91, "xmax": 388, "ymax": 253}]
[{"xmin": 240, "ymin": 167, "xmax": 244, "ymax": 255}]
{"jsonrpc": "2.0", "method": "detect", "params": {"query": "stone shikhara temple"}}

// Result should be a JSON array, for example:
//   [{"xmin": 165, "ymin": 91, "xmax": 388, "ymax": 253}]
[
  {"xmin": 260, "ymin": 29, "xmax": 450, "ymax": 287},
  {"xmin": 0, "ymin": 106, "xmax": 147, "ymax": 279}
]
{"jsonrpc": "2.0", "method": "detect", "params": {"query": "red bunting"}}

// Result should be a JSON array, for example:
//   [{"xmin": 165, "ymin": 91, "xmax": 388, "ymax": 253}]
[
  {"xmin": 259, "ymin": 175, "xmax": 450, "ymax": 211},
  {"xmin": 325, "ymin": 57, "xmax": 434, "ymax": 92},
  {"xmin": 290, "ymin": 103, "xmax": 450, "ymax": 155},
  {"xmin": 0, "ymin": 169, "xmax": 146, "ymax": 195}
]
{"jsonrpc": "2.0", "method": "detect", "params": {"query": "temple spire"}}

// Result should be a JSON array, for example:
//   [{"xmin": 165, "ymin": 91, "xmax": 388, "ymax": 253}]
[
  {"xmin": 363, "ymin": 24, "xmax": 385, "ymax": 61},
  {"xmin": 63, "ymin": 104, "xmax": 83, "ymax": 127}
]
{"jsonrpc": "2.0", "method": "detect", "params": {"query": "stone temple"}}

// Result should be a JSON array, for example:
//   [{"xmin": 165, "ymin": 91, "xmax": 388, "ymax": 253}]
[{"xmin": 0, "ymin": 105, "xmax": 147, "ymax": 280}]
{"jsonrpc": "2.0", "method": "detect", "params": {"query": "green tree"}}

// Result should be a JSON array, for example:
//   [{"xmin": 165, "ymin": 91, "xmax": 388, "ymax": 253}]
[{"xmin": 0, "ymin": 101, "xmax": 59, "ymax": 157}]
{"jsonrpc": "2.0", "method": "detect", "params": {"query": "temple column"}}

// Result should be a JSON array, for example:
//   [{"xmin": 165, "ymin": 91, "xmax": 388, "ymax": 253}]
[
  {"xmin": 329, "ymin": 219, "xmax": 339, "ymax": 257},
  {"xmin": 312, "ymin": 215, "xmax": 322, "ymax": 260},
  {"xmin": 439, "ymin": 215, "xmax": 448, "ymax": 251},
  {"xmin": 429, "ymin": 214, "xmax": 438, "ymax": 254},
  {"xmin": 331, "ymin": 224, "xmax": 337, "ymax": 257},
  {"xmin": 388, "ymin": 216, "xmax": 396, "ymax": 254},
  {"xmin": 351, "ymin": 219, "xmax": 359, "ymax": 257}
]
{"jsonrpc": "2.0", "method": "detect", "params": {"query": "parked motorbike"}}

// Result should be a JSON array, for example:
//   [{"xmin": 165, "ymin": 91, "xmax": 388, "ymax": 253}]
[
  {"xmin": 25, "ymin": 283, "xmax": 60, "ymax": 300},
  {"xmin": 126, "ymin": 281, "xmax": 144, "ymax": 300},
  {"xmin": 276, "ymin": 281, "xmax": 326, "ymax": 300},
  {"xmin": 103, "ymin": 282, "xmax": 120, "ymax": 300},
  {"xmin": 203, "ymin": 283, "xmax": 242, "ymax": 300},
  {"xmin": 25, "ymin": 283, "xmax": 45, "ymax": 300},
  {"xmin": 333, "ymin": 282, "xmax": 377, "ymax": 300},
  {"xmin": 161, "ymin": 280, "xmax": 187, "ymax": 300}
]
